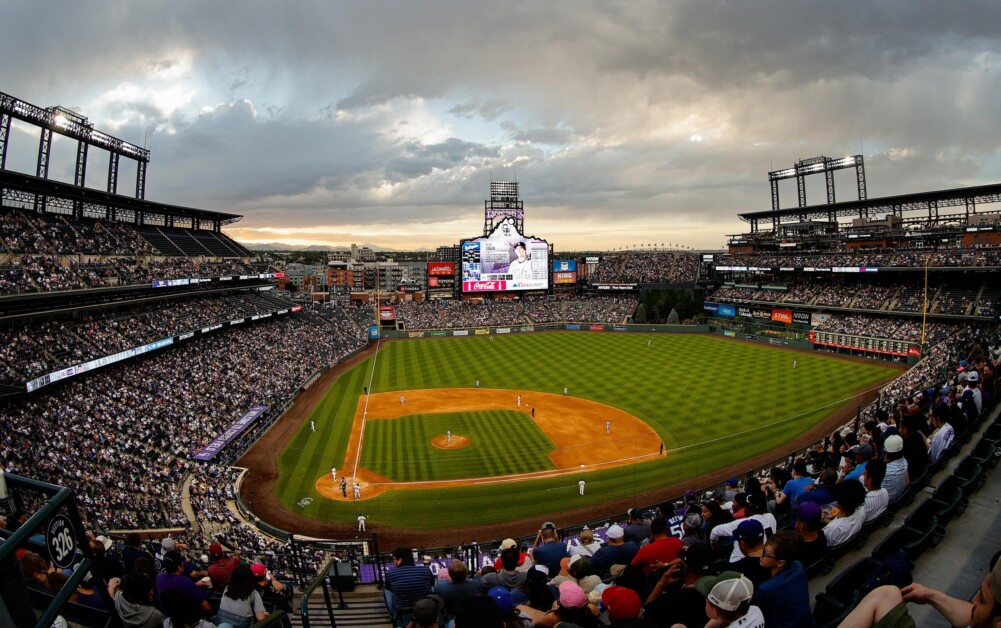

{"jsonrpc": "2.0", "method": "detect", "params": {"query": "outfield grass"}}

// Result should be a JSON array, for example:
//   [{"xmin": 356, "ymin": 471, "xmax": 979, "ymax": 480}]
[{"xmin": 274, "ymin": 332, "xmax": 901, "ymax": 529}]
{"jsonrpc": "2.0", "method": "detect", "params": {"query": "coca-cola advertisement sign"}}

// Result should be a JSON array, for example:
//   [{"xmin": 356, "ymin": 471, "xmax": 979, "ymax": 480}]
[
  {"xmin": 463, "ymin": 280, "xmax": 508, "ymax": 292},
  {"xmin": 427, "ymin": 262, "xmax": 455, "ymax": 276}
]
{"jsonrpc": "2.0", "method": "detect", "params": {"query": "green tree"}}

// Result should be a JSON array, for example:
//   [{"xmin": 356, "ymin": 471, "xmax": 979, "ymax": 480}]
[
  {"xmin": 634, "ymin": 303, "xmax": 648, "ymax": 323},
  {"xmin": 667, "ymin": 308, "xmax": 680, "ymax": 325}
]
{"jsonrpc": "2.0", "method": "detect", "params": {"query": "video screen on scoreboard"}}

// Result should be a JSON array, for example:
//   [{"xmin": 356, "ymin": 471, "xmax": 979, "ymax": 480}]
[{"xmin": 461, "ymin": 217, "xmax": 549, "ymax": 292}]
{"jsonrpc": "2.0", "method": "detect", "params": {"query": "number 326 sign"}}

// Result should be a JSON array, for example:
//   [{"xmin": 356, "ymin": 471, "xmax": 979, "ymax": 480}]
[{"xmin": 46, "ymin": 514, "xmax": 77, "ymax": 569}]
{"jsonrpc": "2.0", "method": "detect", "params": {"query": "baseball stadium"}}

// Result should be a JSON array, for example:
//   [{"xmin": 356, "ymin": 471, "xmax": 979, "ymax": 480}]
[{"xmin": 2, "ymin": 75, "xmax": 1001, "ymax": 628}]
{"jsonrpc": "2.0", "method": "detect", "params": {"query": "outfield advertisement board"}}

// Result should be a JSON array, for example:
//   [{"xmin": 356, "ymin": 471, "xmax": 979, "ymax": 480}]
[
  {"xmin": 461, "ymin": 217, "xmax": 549, "ymax": 292},
  {"xmin": 378, "ymin": 305, "xmax": 396, "ymax": 321},
  {"xmin": 718, "ymin": 304, "xmax": 735, "ymax": 317},
  {"xmin": 793, "ymin": 311, "xmax": 811, "ymax": 325},
  {"xmin": 771, "ymin": 309, "xmax": 793, "ymax": 324}
]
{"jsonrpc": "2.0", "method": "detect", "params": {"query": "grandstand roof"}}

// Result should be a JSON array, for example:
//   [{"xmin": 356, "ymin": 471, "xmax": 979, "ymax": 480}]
[
  {"xmin": 738, "ymin": 181, "xmax": 1001, "ymax": 230},
  {"xmin": 0, "ymin": 170, "xmax": 242, "ymax": 228}
]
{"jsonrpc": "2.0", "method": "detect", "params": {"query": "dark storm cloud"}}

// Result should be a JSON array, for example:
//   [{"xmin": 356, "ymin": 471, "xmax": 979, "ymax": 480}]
[{"xmin": 2, "ymin": 0, "xmax": 1001, "ymax": 249}]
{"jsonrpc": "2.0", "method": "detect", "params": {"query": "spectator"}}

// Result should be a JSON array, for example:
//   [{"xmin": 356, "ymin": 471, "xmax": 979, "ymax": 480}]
[
  {"xmin": 590, "ymin": 525, "xmax": 638, "ymax": 580},
  {"xmin": 753, "ymin": 530, "xmax": 811, "ymax": 628},
  {"xmin": 822, "ymin": 479, "xmax": 868, "ymax": 549},
  {"xmin": 793, "ymin": 502, "xmax": 827, "ymax": 568},
  {"xmin": 630, "ymin": 516, "xmax": 683, "ymax": 575},
  {"xmin": 114, "ymin": 572, "xmax": 163, "ymax": 628},
  {"xmin": 623, "ymin": 508, "xmax": 652, "ymax": 546},
  {"xmin": 695, "ymin": 572, "xmax": 764, "ymax": 628},
  {"xmin": 862, "ymin": 459, "xmax": 890, "ymax": 525},
  {"xmin": 882, "ymin": 435, "xmax": 910, "ymax": 502},
  {"xmin": 727, "ymin": 520, "xmax": 772, "ymax": 587},
  {"xmin": 384, "ymin": 548, "xmax": 435, "ymax": 624},
  {"xmin": 643, "ymin": 544, "xmax": 713, "ymax": 628},
  {"xmin": 155, "ymin": 552, "xmax": 212, "ymax": 618},
  {"xmin": 207, "ymin": 543, "xmax": 241, "ymax": 591},
  {"xmin": 568, "ymin": 528, "xmax": 602, "ymax": 557},
  {"xmin": 840, "ymin": 551, "xmax": 1001, "ymax": 628},
  {"xmin": 548, "ymin": 555, "xmax": 600, "ymax": 594},
  {"xmin": 481, "ymin": 547, "xmax": 527, "ymax": 591},
  {"xmin": 434, "ymin": 560, "xmax": 479, "ymax": 617},
  {"xmin": 531, "ymin": 526, "xmax": 568, "ymax": 577},
  {"xmin": 215, "ymin": 563, "xmax": 268, "ymax": 628},
  {"xmin": 709, "ymin": 494, "xmax": 778, "ymax": 563},
  {"xmin": 516, "ymin": 580, "xmax": 596, "ymax": 628},
  {"xmin": 160, "ymin": 589, "xmax": 215, "ymax": 628}
]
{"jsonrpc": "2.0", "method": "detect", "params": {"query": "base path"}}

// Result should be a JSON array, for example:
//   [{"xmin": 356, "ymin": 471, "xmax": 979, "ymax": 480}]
[{"xmin": 314, "ymin": 388, "xmax": 662, "ymax": 501}]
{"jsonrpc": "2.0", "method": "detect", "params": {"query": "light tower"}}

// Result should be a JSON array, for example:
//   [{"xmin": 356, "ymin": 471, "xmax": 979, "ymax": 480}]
[{"xmin": 483, "ymin": 181, "xmax": 524, "ymax": 235}]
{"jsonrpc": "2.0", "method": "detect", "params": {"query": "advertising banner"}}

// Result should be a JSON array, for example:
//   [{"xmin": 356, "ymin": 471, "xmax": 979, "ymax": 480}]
[
  {"xmin": 428, "ymin": 276, "xmax": 455, "ymax": 288},
  {"xmin": 408, "ymin": 331, "xmax": 426, "ymax": 338},
  {"xmin": 474, "ymin": 329, "xmax": 490, "ymax": 335},
  {"xmin": 589, "ymin": 324, "xmax": 605, "ymax": 331},
  {"xmin": 811, "ymin": 312, "xmax": 832, "ymax": 326},
  {"xmin": 585, "ymin": 256, "xmax": 601, "ymax": 264},
  {"xmin": 596, "ymin": 284, "xmax": 637, "ymax": 291},
  {"xmin": 369, "ymin": 326, "xmax": 380, "ymax": 339},
  {"xmin": 792, "ymin": 311, "xmax": 811, "ymax": 325},
  {"xmin": 378, "ymin": 305, "xmax": 396, "ymax": 321},
  {"xmin": 553, "ymin": 271, "xmax": 577, "ymax": 284},
  {"xmin": 461, "ymin": 217, "xmax": 549, "ymax": 292},
  {"xmin": 752, "ymin": 309, "xmax": 771, "ymax": 320},
  {"xmin": 497, "ymin": 328, "xmax": 511, "ymax": 334},
  {"xmin": 552, "ymin": 260, "xmax": 577, "ymax": 272},
  {"xmin": 703, "ymin": 303, "xmax": 720, "ymax": 314},
  {"xmin": 738, "ymin": 306, "xmax": 752, "ymax": 318},
  {"xmin": 566, "ymin": 324, "xmax": 582, "ymax": 330},
  {"xmin": 427, "ymin": 262, "xmax": 455, "ymax": 276},
  {"xmin": 718, "ymin": 304, "xmax": 736, "ymax": 317},
  {"xmin": 453, "ymin": 330, "xmax": 469, "ymax": 336},
  {"xmin": 193, "ymin": 406, "xmax": 269, "ymax": 461},
  {"xmin": 771, "ymin": 309, "xmax": 793, "ymax": 324}
]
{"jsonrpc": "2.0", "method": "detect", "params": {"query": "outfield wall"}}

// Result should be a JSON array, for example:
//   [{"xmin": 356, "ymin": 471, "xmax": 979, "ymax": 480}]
[{"xmin": 381, "ymin": 322, "xmax": 710, "ymax": 338}]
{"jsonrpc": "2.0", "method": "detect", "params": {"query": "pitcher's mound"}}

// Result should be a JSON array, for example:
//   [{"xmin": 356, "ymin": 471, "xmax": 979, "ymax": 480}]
[{"xmin": 432, "ymin": 435, "xmax": 470, "ymax": 449}]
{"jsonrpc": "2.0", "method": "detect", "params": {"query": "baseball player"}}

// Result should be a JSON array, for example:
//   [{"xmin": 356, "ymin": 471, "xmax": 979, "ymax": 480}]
[
  {"xmin": 340, "ymin": 477, "xmax": 347, "ymax": 497},
  {"xmin": 331, "ymin": 467, "xmax": 337, "ymax": 482},
  {"xmin": 311, "ymin": 420, "xmax": 315, "ymax": 432},
  {"xmin": 353, "ymin": 481, "xmax": 361, "ymax": 499},
  {"xmin": 563, "ymin": 386, "xmax": 568, "ymax": 396},
  {"xmin": 579, "ymin": 479, "xmax": 586, "ymax": 496},
  {"xmin": 517, "ymin": 394, "xmax": 522, "ymax": 407},
  {"xmin": 605, "ymin": 420, "xmax": 611, "ymax": 434},
  {"xmin": 447, "ymin": 430, "xmax": 452, "ymax": 445},
  {"xmin": 400, "ymin": 395, "xmax": 405, "ymax": 405},
  {"xmin": 357, "ymin": 514, "xmax": 367, "ymax": 532}
]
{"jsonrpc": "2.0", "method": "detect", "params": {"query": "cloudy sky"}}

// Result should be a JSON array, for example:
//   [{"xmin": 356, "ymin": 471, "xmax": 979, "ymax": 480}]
[{"xmin": 2, "ymin": 1, "xmax": 1000, "ymax": 251}]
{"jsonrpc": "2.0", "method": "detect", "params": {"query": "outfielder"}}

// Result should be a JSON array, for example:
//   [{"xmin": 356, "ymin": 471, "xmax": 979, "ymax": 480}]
[
  {"xmin": 579, "ymin": 479, "xmax": 586, "ymax": 496},
  {"xmin": 357, "ymin": 514, "xmax": 367, "ymax": 531}
]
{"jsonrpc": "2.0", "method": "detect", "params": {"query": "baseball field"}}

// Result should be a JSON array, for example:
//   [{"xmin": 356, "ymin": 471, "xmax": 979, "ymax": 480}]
[{"xmin": 268, "ymin": 332, "xmax": 902, "ymax": 534}]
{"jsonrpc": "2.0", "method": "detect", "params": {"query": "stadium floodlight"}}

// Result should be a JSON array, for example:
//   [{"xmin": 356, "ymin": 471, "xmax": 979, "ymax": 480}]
[{"xmin": 53, "ymin": 114, "xmax": 69, "ymax": 128}]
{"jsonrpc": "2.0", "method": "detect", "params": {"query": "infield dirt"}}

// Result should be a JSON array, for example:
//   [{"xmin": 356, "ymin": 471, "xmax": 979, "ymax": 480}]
[{"xmin": 313, "ymin": 388, "xmax": 661, "ymax": 500}]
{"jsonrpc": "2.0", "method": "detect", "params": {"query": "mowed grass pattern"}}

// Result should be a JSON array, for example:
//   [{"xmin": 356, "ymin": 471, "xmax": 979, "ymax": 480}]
[
  {"xmin": 360, "ymin": 411, "xmax": 556, "ymax": 481},
  {"xmin": 275, "ymin": 333, "xmax": 903, "ymax": 529}
]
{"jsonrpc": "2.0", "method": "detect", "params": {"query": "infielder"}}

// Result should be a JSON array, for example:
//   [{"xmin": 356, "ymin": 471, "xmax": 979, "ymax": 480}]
[
  {"xmin": 447, "ymin": 430, "xmax": 452, "ymax": 445},
  {"xmin": 476, "ymin": 380, "xmax": 480, "ymax": 388},
  {"xmin": 517, "ymin": 394, "xmax": 522, "ymax": 407},
  {"xmin": 331, "ymin": 467, "xmax": 337, "ymax": 482},
  {"xmin": 563, "ymin": 387, "xmax": 568, "ymax": 396},
  {"xmin": 605, "ymin": 420, "xmax": 611, "ymax": 434},
  {"xmin": 400, "ymin": 395, "xmax": 405, "ymax": 405},
  {"xmin": 793, "ymin": 360, "xmax": 797, "ymax": 369},
  {"xmin": 579, "ymin": 479, "xmax": 586, "ymax": 496},
  {"xmin": 353, "ymin": 481, "xmax": 361, "ymax": 498},
  {"xmin": 357, "ymin": 514, "xmax": 367, "ymax": 532},
  {"xmin": 311, "ymin": 420, "xmax": 315, "ymax": 432}
]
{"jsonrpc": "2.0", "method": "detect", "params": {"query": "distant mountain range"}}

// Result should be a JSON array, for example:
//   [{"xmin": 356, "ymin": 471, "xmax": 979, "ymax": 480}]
[{"xmin": 242, "ymin": 242, "xmax": 433, "ymax": 253}]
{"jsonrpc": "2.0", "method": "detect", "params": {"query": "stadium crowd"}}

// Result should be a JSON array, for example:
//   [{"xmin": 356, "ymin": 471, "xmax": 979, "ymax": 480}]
[
  {"xmin": 0, "ymin": 208, "xmax": 160, "ymax": 257},
  {"xmin": 589, "ymin": 252, "xmax": 699, "ymax": 284},
  {"xmin": 0, "ymin": 306, "xmax": 368, "ymax": 533},
  {"xmin": 719, "ymin": 246, "xmax": 1001, "ymax": 269},
  {"xmin": 395, "ymin": 297, "xmax": 638, "ymax": 330},
  {"xmin": 0, "ymin": 293, "xmax": 297, "ymax": 386},
  {"xmin": 707, "ymin": 277, "xmax": 997, "ymax": 316},
  {"xmin": 0, "ymin": 255, "xmax": 262, "ymax": 295}
]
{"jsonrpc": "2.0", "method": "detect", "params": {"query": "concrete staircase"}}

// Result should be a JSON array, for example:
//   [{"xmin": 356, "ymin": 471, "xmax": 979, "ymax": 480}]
[{"xmin": 291, "ymin": 584, "xmax": 394, "ymax": 628}]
